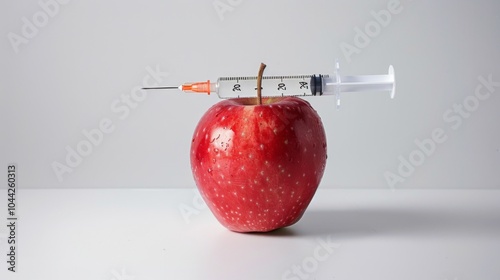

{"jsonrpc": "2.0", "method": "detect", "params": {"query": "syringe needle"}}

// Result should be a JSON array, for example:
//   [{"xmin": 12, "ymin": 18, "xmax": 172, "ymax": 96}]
[
  {"xmin": 142, "ymin": 86, "xmax": 179, "ymax": 90},
  {"xmin": 141, "ymin": 81, "xmax": 214, "ymax": 95}
]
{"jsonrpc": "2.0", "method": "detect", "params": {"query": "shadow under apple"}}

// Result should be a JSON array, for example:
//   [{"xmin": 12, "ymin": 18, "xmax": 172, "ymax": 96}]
[{"xmin": 272, "ymin": 206, "xmax": 500, "ymax": 238}]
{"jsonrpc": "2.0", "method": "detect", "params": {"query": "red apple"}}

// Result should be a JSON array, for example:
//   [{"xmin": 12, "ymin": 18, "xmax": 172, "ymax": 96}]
[{"xmin": 190, "ymin": 97, "xmax": 327, "ymax": 232}]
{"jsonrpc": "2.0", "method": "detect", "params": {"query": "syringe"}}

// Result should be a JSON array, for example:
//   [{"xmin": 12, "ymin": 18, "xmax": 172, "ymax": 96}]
[{"xmin": 143, "ymin": 62, "xmax": 395, "ymax": 108}]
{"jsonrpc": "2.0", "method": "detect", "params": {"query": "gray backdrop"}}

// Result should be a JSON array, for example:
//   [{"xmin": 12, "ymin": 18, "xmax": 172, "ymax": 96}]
[{"xmin": 1, "ymin": 0, "xmax": 499, "ymax": 189}]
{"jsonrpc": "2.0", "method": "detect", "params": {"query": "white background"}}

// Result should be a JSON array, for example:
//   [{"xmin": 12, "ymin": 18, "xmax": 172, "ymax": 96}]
[
  {"xmin": 1, "ymin": 2, "xmax": 500, "ymax": 280},
  {"xmin": 1, "ymin": 188, "xmax": 500, "ymax": 280},
  {"xmin": 1, "ymin": 0, "xmax": 500, "ymax": 189}
]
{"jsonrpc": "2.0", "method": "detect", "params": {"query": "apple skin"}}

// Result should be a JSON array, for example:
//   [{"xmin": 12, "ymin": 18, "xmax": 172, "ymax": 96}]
[{"xmin": 190, "ymin": 97, "xmax": 327, "ymax": 232}]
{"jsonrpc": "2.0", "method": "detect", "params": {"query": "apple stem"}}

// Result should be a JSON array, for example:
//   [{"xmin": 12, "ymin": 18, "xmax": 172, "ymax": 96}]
[{"xmin": 257, "ymin": 63, "xmax": 266, "ymax": 105}]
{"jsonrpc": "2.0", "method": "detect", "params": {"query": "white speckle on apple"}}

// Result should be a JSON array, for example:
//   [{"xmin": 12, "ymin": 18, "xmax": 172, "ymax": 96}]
[
  {"xmin": 302, "ymin": 173, "xmax": 306, "ymax": 177},
  {"xmin": 260, "ymin": 188, "xmax": 265, "ymax": 192},
  {"xmin": 288, "ymin": 173, "xmax": 291, "ymax": 177},
  {"xmin": 260, "ymin": 144, "xmax": 264, "ymax": 150},
  {"xmin": 221, "ymin": 116, "xmax": 225, "ymax": 121},
  {"xmin": 266, "ymin": 177, "xmax": 270, "ymax": 182},
  {"xmin": 281, "ymin": 169, "xmax": 285, "ymax": 173},
  {"xmin": 248, "ymin": 154, "xmax": 253, "ymax": 159},
  {"xmin": 240, "ymin": 166, "xmax": 245, "ymax": 171},
  {"xmin": 260, "ymin": 170, "xmax": 265, "ymax": 176},
  {"xmin": 273, "ymin": 128, "xmax": 278, "ymax": 135},
  {"xmin": 284, "ymin": 139, "xmax": 288, "ymax": 145},
  {"xmin": 296, "ymin": 181, "xmax": 299, "ymax": 185},
  {"xmin": 203, "ymin": 128, "xmax": 206, "ymax": 132},
  {"xmin": 303, "ymin": 147, "xmax": 307, "ymax": 153}
]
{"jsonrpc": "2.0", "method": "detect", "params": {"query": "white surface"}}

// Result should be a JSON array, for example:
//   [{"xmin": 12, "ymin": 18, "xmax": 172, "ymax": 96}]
[
  {"xmin": 1, "ymin": 0, "xmax": 500, "ymax": 189},
  {"xmin": 1, "ymin": 188, "xmax": 499, "ymax": 280}
]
